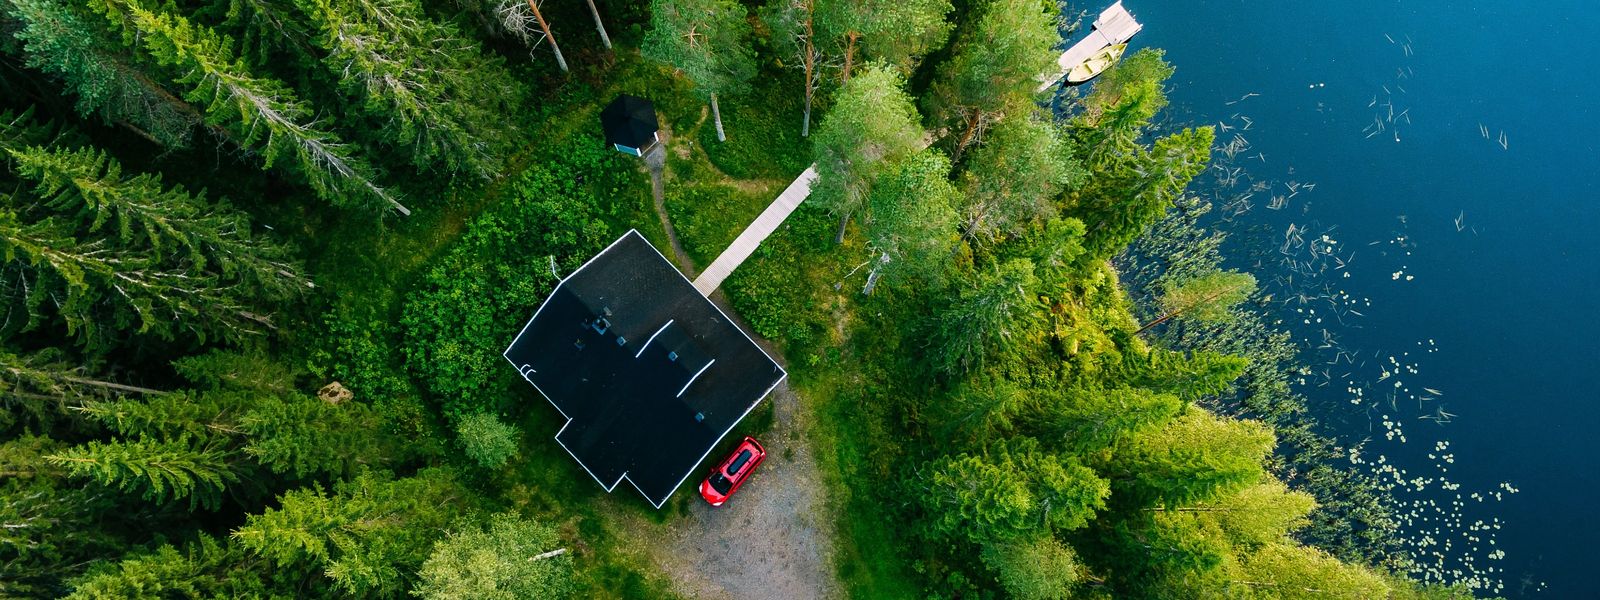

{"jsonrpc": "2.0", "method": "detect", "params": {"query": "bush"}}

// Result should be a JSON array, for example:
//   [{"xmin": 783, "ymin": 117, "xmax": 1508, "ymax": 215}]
[
  {"xmin": 401, "ymin": 137, "xmax": 623, "ymax": 420},
  {"xmin": 698, "ymin": 70, "xmax": 814, "ymax": 180},
  {"xmin": 455, "ymin": 413, "xmax": 520, "ymax": 468}
]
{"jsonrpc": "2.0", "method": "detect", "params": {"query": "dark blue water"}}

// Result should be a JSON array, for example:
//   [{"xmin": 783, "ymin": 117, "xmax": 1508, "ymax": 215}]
[{"xmin": 1125, "ymin": 1, "xmax": 1600, "ymax": 595}]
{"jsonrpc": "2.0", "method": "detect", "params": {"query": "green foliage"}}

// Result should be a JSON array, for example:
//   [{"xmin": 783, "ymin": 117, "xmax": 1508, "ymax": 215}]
[
  {"xmin": 979, "ymin": 535, "xmax": 1081, "ymax": 600},
  {"xmin": 292, "ymin": 0, "xmax": 521, "ymax": 178},
  {"xmin": 454, "ymin": 412, "xmax": 520, "ymax": 468},
  {"xmin": 809, "ymin": 64, "xmax": 924, "ymax": 237},
  {"xmin": 400, "ymin": 161, "xmax": 613, "ymax": 419},
  {"xmin": 1152, "ymin": 268, "xmax": 1258, "ymax": 327},
  {"xmin": 926, "ymin": 0, "xmax": 1057, "ymax": 158},
  {"xmin": 960, "ymin": 114, "xmax": 1084, "ymax": 243},
  {"xmin": 47, "ymin": 435, "xmax": 239, "ymax": 510},
  {"xmin": 642, "ymin": 0, "xmax": 756, "ymax": 102},
  {"xmin": 1234, "ymin": 543, "xmax": 1391, "ymax": 599},
  {"xmin": 815, "ymin": 0, "xmax": 953, "ymax": 75},
  {"xmin": 1, "ymin": 435, "xmax": 124, "ymax": 597},
  {"xmin": 3, "ymin": 0, "xmax": 198, "ymax": 147},
  {"xmin": 413, "ymin": 512, "xmax": 573, "ymax": 599},
  {"xmin": 64, "ymin": 535, "xmax": 276, "ymax": 600},
  {"xmin": 929, "ymin": 259, "xmax": 1041, "ymax": 374},
  {"xmin": 87, "ymin": 0, "xmax": 401, "ymax": 212},
  {"xmin": 1107, "ymin": 409, "xmax": 1275, "ymax": 508},
  {"xmin": 918, "ymin": 437, "xmax": 1108, "ymax": 544},
  {"xmin": 1038, "ymin": 386, "xmax": 1183, "ymax": 454},
  {"xmin": 862, "ymin": 150, "xmax": 959, "ymax": 291},
  {"xmin": 233, "ymin": 468, "xmax": 469, "ymax": 597},
  {"xmin": 0, "ymin": 116, "xmax": 308, "ymax": 351}
]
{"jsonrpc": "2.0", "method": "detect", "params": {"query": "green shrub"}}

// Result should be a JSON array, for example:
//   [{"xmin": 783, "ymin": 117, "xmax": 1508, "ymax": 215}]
[
  {"xmin": 401, "ymin": 137, "xmax": 623, "ymax": 420},
  {"xmin": 455, "ymin": 412, "xmax": 520, "ymax": 468},
  {"xmin": 698, "ymin": 70, "xmax": 814, "ymax": 180}
]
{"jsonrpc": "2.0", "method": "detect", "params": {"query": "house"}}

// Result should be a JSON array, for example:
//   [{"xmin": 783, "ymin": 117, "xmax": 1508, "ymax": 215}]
[
  {"xmin": 503, "ymin": 230, "xmax": 785, "ymax": 508},
  {"xmin": 600, "ymin": 95, "xmax": 662, "ymax": 157}
]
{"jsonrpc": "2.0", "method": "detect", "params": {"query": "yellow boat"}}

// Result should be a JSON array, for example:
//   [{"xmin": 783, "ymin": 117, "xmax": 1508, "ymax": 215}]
[{"xmin": 1066, "ymin": 43, "xmax": 1127, "ymax": 84}]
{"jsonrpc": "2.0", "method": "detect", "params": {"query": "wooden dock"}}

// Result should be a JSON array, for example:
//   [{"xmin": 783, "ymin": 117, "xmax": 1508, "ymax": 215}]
[
  {"xmin": 692, "ymin": 166, "xmax": 819, "ymax": 296},
  {"xmin": 1037, "ymin": 1, "xmax": 1143, "ymax": 92}
]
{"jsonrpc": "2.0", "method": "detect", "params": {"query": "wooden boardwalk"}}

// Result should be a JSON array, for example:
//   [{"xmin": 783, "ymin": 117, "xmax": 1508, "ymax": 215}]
[
  {"xmin": 1037, "ymin": 1, "xmax": 1143, "ymax": 92},
  {"xmin": 692, "ymin": 166, "xmax": 819, "ymax": 296}
]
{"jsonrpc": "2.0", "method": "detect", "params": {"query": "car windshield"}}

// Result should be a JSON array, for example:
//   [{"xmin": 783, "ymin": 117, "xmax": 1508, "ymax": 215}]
[{"xmin": 708, "ymin": 472, "xmax": 733, "ymax": 494}]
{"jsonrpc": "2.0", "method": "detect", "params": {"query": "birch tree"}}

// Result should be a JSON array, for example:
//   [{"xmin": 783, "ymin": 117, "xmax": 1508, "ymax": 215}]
[
  {"xmin": 810, "ymin": 65, "xmax": 922, "ymax": 242},
  {"xmin": 960, "ymin": 113, "xmax": 1082, "ymax": 243},
  {"xmin": 643, "ymin": 0, "xmax": 756, "ymax": 143},
  {"xmin": 87, "ymin": 0, "xmax": 407, "ymax": 213},
  {"xmin": 584, "ymin": 0, "xmax": 611, "ymax": 50},
  {"xmin": 926, "ymin": 0, "xmax": 1057, "ymax": 159},
  {"xmin": 861, "ymin": 150, "xmax": 958, "ymax": 292}
]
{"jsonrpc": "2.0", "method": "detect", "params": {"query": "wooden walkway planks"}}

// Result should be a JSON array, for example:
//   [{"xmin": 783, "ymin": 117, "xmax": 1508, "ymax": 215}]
[{"xmin": 692, "ymin": 166, "xmax": 819, "ymax": 296}]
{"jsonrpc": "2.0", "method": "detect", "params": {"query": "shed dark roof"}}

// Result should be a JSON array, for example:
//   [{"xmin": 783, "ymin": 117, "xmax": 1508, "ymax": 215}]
[
  {"xmin": 600, "ymin": 95, "xmax": 660, "ymax": 150},
  {"xmin": 503, "ymin": 230, "xmax": 785, "ymax": 507}
]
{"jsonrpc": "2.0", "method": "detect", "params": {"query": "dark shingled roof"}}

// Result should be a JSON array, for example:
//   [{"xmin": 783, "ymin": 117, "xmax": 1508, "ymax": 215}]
[
  {"xmin": 503, "ymin": 230, "xmax": 785, "ymax": 508},
  {"xmin": 600, "ymin": 95, "xmax": 660, "ymax": 150}
]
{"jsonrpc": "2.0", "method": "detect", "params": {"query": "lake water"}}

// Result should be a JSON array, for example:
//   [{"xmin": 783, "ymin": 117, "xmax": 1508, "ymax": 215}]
[{"xmin": 1117, "ymin": 0, "xmax": 1600, "ymax": 595}]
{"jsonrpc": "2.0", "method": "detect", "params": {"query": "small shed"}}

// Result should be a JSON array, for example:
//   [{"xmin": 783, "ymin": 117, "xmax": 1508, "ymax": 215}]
[{"xmin": 600, "ymin": 95, "xmax": 661, "ymax": 157}]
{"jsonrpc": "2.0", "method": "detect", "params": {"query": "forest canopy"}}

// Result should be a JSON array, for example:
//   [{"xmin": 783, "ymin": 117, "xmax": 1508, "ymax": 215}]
[{"xmin": 0, "ymin": 0, "xmax": 1477, "ymax": 598}]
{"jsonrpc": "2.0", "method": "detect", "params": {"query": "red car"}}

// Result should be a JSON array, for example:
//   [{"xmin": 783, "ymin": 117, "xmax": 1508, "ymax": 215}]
[{"xmin": 699, "ymin": 437, "xmax": 766, "ymax": 506}]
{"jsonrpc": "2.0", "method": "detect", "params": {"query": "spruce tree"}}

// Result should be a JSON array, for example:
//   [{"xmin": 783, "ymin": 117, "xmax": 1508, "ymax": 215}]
[
  {"xmin": 292, "ymin": 0, "xmax": 520, "ymax": 179},
  {"xmin": 0, "ymin": 117, "xmax": 310, "ymax": 349},
  {"xmin": 3, "ymin": 0, "xmax": 201, "ymax": 147},
  {"xmin": 46, "ymin": 435, "xmax": 239, "ymax": 510},
  {"xmin": 87, "ymin": 0, "xmax": 408, "ymax": 213},
  {"xmin": 232, "ymin": 468, "xmax": 469, "ymax": 596}
]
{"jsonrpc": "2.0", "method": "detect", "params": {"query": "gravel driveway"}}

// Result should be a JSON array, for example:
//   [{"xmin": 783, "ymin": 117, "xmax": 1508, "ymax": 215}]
[{"xmin": 620, "ymin": 381, "xmax": 841, "ymax": 600}]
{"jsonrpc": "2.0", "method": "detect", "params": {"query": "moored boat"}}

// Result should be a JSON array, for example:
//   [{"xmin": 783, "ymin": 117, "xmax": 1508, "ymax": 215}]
[{"xmin": 1067, "ymin": 43, "xmax": 1127, "ymax": 84}]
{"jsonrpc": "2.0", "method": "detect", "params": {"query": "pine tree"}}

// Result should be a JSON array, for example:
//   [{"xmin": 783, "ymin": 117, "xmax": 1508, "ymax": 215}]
[
  {"xmin": 292, "ymin": 0, "xmax": 520, "ymax": 179},
  {"xmin": 87, "ymin": 0, "xmax": 408, "ymax": 213},
  {"xmin": 815, "ymin": 0, "xmax": 952, "ymax": 81},
  {"xmin": 643, "ymin": 0, "xmax": 756, "ymax": 142},
  {"xmin": 3, "ymin": 0, "xmax": 202, "ymax": 147},
  {"xmin": 46, "ymin": 435, "xmax": 239, "ymax": 510},
  {"xmin": 763, "ymin": 0, "xmax": 824, "ymax": 136},
  {"xmin": 926, "ymin": 0, "xmax": 1058, "ymax": 160}
]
